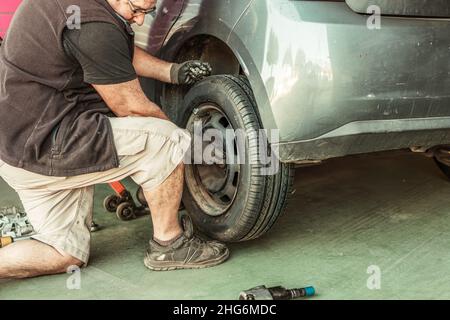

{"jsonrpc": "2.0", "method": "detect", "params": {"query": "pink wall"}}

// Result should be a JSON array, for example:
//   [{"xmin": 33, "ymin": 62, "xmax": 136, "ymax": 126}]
[{"xmin": 0, "ymin": 0, "xmax": 22, "ymax": 38}]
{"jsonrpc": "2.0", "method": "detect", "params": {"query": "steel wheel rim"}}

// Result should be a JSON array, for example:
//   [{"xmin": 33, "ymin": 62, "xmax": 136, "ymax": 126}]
[{"xmin": 185, "ymin": 104, "xmax": 241, "ymax": 217}]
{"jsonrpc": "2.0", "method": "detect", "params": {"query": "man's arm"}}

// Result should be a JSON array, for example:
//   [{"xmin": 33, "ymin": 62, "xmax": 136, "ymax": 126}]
[
  {"xmin": 133, "ymin": 46, "xmax": 173, "ymax": 83},
  {"xmin": 93, "ymin": 79, "xmax": 169, "ymax": 120},
  {"xmin": 63, "ymin": 24, "xmax": 168, "ymax": 120}
]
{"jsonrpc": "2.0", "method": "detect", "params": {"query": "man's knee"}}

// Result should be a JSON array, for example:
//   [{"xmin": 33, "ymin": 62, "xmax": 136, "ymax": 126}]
[{"xmin": 57, "ymin": 255, "xmax": 84, "ymax": 273}]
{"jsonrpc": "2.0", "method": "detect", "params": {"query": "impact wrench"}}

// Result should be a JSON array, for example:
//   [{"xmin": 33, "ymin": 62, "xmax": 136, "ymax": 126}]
[{"xmin": 239, "ymin": 285, "xmax": 316, "ymax": 300}]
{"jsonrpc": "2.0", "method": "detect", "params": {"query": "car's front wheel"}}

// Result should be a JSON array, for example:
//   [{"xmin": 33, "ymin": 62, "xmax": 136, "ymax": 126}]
[{"xmin": 176, "ymin": 75, "xmax": 294, "ymax": 242}]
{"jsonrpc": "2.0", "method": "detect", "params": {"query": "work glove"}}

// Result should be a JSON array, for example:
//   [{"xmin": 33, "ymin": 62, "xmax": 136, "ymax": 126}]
[{"xmin": 170, "ymin": 60, "xmax": 212, "ymax": 85}]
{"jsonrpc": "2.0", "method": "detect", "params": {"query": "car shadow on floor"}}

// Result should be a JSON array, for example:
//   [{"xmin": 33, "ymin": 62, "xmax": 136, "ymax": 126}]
[{"xmin": 229, "ymin": 151, "xmax": 450, "ymax": 257}]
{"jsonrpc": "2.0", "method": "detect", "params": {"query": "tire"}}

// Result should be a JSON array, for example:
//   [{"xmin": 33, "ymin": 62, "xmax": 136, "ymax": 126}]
[
  {"xmin": 434, "ymin": 157, "xmax": 450, "ymax": 179},
  {"xmin": 176, "ymin": 75, "xmax": 294, "ymax": 242}
]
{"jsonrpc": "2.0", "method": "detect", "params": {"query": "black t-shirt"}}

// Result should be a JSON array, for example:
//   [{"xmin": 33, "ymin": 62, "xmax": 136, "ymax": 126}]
[{"xmin": 63, "ymin": 22, "xmax": 137, "ymax": 86}]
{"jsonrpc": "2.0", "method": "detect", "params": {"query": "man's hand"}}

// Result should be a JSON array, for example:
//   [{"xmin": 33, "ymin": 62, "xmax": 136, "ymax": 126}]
[
  {"xmin": 133, "ymin": 47, "xmax": 211, "ymax": 85},
  {"xmin": 170, "ymin": 60, "xmax": 212, "ymax": 85}
]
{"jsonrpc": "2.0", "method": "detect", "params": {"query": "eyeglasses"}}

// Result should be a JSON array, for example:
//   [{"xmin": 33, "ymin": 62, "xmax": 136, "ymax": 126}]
[{"xmin": 127, "ymin": 0, "xmax": 156, "ymax": 16}]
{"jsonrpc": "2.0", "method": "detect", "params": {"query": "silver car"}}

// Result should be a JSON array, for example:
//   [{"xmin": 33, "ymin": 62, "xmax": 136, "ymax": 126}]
[{"xmin": 134, "ymin": 0, "xmax": 450, "ymax": 242}]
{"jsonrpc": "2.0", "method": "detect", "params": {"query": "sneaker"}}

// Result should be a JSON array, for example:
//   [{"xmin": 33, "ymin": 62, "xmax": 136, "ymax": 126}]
[{"xmin": 144, "ymin": 215, "xmax": 230, "ymax": 271}]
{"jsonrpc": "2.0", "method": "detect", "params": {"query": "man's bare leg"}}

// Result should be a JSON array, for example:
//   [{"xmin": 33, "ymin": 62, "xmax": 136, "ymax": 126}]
[
  {"xmin": 144, "ymin": 163, "xmax": 184, "ymax": 242},
  {"xmin": 144, "ymin": 163, "xmax": 184, "ymax": 241},
  {"xmin": 0, "ymin": 240, "xmax": 82, "ymax": 279},
  {"xmin": 143, "ymin": 162, "xmax": 230, "ymax": 270}
]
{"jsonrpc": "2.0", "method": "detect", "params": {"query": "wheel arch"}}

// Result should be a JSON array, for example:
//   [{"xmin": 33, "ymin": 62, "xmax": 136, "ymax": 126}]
[
  {"xmin": 157, "ymin": 33, "xmax": 277, "ymax": 135},
  {"xmin": 158, "ymin": 35, "xmax": 239, "ymax": 122}
]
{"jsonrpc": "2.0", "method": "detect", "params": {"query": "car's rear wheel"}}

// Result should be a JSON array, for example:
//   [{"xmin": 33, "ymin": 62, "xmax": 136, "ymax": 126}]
[{"xmin": 177, "ymin": 75, "xmax": 294, "ymax": 242}]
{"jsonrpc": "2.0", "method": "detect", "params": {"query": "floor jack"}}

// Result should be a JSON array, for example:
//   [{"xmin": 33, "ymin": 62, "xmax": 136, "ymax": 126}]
[
  {"xmin": 103, "ymin": 181, "xmax": 149, "ymax": 221},
  {"xmin": 103, "ymin": 181, "xmax": 185, "ymax": 221}
]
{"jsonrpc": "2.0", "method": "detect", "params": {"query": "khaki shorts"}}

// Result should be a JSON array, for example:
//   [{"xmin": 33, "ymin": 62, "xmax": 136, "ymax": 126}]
[{"xmin": 0, "ymin": 117, "xmax": 191, "ymax": 264}]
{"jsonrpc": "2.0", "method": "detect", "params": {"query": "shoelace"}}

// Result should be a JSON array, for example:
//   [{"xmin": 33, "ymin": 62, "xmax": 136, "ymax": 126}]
[{"xmin": 183, "ymin": 234, "xmax": 208, "ymax": 248}]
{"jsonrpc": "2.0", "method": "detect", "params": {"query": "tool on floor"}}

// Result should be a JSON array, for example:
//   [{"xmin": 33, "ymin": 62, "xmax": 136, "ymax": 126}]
[
  {"xmin": 0, "ymin": 206, "xmax": 35, "ymax": 248},
  {"xmin": 0, "ymin": 236, "xmax": 13, "ymax": 248},
  {"xmin": 1, "ymin": 206, "xmax": 100, "ymax": 240},
  {"xmin": 239, "ymin": 285, "xmax": 316, "ymax": 300},
  {"xmin": 0, "ymin": 235, "xmax": 32, "ymax": 248},
  {"xmin": 0, "ymin": 206, "xmax": 34, "ymax": 238}
]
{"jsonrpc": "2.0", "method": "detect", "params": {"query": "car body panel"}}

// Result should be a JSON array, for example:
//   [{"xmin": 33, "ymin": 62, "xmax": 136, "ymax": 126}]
[
  {"xmin": 133, "ymin": 0, "xmax": 253, "ymax": 102},
  {"xmin": 135, "ymin": 0, "xmax": 450, "ymax": 162},
  {"xmin": 154, "ymin": 0, "xmax": 253, "ymax": 60},
  {"xmin": 234, "ymin": 0, "xmax": 450, "ymax": 143}
]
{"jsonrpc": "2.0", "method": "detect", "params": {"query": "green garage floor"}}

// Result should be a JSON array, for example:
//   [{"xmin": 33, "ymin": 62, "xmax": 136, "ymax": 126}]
[{"xmin": 1, "ymin": 151, "xmax": 450, "ymax": 300}]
